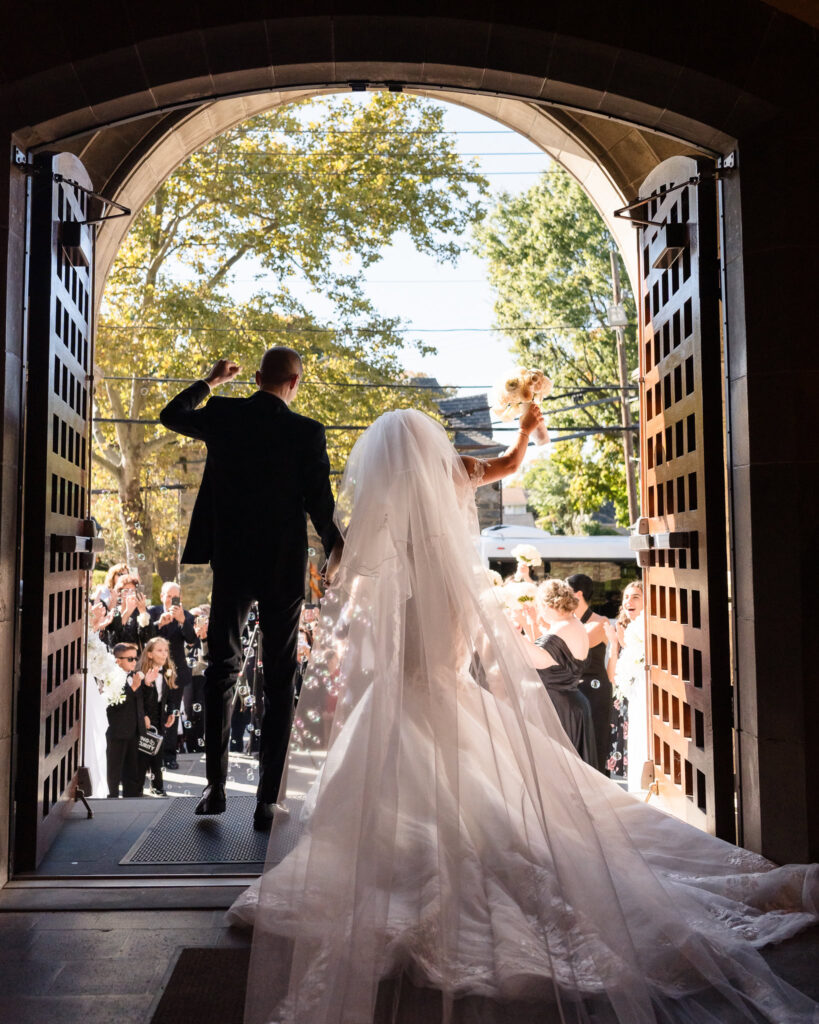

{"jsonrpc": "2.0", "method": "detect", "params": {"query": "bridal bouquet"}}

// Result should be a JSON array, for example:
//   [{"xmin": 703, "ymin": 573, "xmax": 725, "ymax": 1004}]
[
  {"xmin": 492, "ymin": 367, "xmax": 552, "ymax": 446},
  {"xmin": 613, "ymin": 618, "xmax": 646, "ymax": 701},
  {"xmin": 501, "ymin": 580, "xmax": 538, "ymax": 608},
  {"xmin": 485, "ymin": 568, "xmax": 504, "ymax": 588},
  {"xmin": 510, "ymin": 543, "xmax": 542, "ymax": 567},
  {"xmin": 87, "ymin": 632, "xmax": 128, "ymax": 708}
]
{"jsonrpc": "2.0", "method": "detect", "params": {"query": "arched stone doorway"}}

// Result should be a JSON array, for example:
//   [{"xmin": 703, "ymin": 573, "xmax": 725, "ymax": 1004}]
[{"xmin": 1, "ymin": 5, "xmax": 816, "ymax": 877}]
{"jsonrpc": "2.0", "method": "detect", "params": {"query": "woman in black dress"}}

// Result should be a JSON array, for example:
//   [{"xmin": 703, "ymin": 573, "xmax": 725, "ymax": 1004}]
[
  {"xmin": 567, "ymin": 572, "xmax": 616, "ymax": 774},
  {"xmin": 528, "ymin": 578, "xmax": 596, "ymax": 766}
]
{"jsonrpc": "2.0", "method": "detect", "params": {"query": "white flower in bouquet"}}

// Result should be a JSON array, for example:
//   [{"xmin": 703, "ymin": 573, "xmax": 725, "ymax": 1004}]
[
  {"xmin": 491, "ymin": 366, "xmax": 552, "ymax": 444},
  {"xmin": 86, "ymin": 632, "xmax": 113, "ymax": 680},
  {"xmin": 502, "ymin": 581, "xmax": 538, "ymax": 607},
  {"xmin": 485, "ymin": 569, "xmax": 504, "ymax": 588},
  {"xmin": 613, "ymin": 618, "xmax": 646, "ymax": 700},
  {"xmin": 99, "ymin": 665, "xmax": 129, "ymax": 708},
  {"xmin": 510, "ymin": 543, "xmax": 542, "ymax": 567},
  {"xmin": 86, "ymin": 634, "xmax": 128, "ymax": 707}
]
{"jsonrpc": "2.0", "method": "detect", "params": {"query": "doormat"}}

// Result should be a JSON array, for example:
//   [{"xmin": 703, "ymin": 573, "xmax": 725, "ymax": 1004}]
[
  {"xmin": 121, "ymin": 796, "xmax": 267, "ymax": 865},
  {"xmin": 150, "ymin": 946, "xmax": 249, "ymax": 1024},
  {"xmin": 120, "ymin": 795, "xmax": 305, "ymax": 865}
]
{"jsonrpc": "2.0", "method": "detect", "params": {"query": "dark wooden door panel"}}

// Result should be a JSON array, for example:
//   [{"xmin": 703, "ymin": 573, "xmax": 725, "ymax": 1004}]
[
  {"xmin": 637, "ymin": 156, "xmax": 734, "ymax": 839},
  {"xmin": 15, "ymin": 152, "xmax": 94, "ymax": 869}
]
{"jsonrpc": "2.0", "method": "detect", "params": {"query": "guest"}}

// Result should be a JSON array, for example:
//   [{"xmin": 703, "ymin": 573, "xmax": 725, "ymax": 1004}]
[
  {"xmin": 105, "ymin": 643, "xmax": 147, "ymax": 798},
  {"xmin": 528, "ymin": 580, "xmax": 596, "ymax": 766},
  {"xmin": 135, "ymin": 637, "xmax": 179, "ymax": 795},
  {"xmin": 566, "ymin": 573, "xmax": 615, "ymax": 775},
  {"xmin": 100, "ymin": 572, "xmax": 152, "ymax": 653},
  {"xmin": 606, "ymin": 581, "xmax": 646, "ymax": 788},
  {"xmin": 94, "ymin": 562, "xmax": 130, "ymax": 609},
  {"xmin": 145, "ymin": 582, "xmax": 198, "ymax": 768}
]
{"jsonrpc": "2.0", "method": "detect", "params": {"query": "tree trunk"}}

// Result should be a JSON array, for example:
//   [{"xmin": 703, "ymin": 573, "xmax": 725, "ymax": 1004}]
[{"xmin": 119, "ymin": 457, "xmax": 156, "ymax": 574}]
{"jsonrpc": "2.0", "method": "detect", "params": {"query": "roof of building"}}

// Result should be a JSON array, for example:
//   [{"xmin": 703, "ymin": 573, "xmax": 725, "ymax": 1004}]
[{"xmin": 502, "ymin": 486, "xmax": 527, "ymax": 507}]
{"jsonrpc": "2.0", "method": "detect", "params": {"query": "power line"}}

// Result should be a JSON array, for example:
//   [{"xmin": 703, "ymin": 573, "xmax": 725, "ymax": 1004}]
[
  {"xmin": 229, "ymin": 150, "xmax": 550, "ymax": 158},
  {"xmin": 94, "ymin": 418, "xmax": 636, "ymax": 433},
  {"xmin": 231, "ymin": 129, "xmax": 517, "ymax": 135},
  {"xmin": 97, "ymin": 374, "xmax": 637, "ymax": 393},
  {"xmin": 99, "ymin": 323, "xmax": 611, "ymax": 334}
]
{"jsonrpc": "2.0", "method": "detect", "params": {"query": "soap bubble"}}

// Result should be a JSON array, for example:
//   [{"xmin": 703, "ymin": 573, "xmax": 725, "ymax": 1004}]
[
  {"xmin": 591, "ymin": 678, "xmax": 601, "ymax": 690},
  {"xmin": 192, "ymin": 703, "xmax": 202, "ymax": 713}
]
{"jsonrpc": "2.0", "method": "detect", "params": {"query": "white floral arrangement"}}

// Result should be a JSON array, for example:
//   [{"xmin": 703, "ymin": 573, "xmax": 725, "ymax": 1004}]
[
  {"xmin": 485, "ymin": 569, "xmax": 504, "ymax": 588},
  {"xmin": 613, "ymin": 618, "xmax": 646, "ymax": 701},
  {"xmin": 492, "ymin": 367, "xmax": 552, "ymax": 445},
  {"xmin": 501, "ymin": 581, "xmax": 538, "ymax": 607},
  {"xmin": 87, "ymin": 632, "xmax": 128, "ymax": 708},
  {"xmin": 510, "ymin": 543, "xmax": 542, "ymax": 567}
]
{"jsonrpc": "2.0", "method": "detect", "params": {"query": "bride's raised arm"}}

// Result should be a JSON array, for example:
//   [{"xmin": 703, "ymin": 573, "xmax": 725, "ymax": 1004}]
[{"xmin": 459, "ymin": 402, "xmax": 544, "ymax": 486}]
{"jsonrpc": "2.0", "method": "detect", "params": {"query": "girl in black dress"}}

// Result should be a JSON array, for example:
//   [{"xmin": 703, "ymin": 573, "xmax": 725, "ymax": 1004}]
[{"xmin": 136, "ymin": 637, "xmax": 179, "ymax": 795}]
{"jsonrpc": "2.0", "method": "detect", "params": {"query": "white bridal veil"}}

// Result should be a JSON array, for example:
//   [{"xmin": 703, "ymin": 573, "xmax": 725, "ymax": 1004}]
[{"xmin": 230, "ymin": 410, "xmax": 818, "ymax": 1024}]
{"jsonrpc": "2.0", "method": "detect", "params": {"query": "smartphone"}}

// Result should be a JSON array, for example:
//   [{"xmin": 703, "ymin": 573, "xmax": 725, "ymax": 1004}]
[{"xmin": 171, "ymin": 596, "xmax": 181, "ymax": 606}]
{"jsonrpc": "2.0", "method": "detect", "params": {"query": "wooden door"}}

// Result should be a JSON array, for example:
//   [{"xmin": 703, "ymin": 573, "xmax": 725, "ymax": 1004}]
[
  {"xmin": 15, "ymin": 152, "xmax": 97, "ymax": 869},
  {"xmin": 635, "ymin": 156, "xmax": 734, "ymax": 839}
]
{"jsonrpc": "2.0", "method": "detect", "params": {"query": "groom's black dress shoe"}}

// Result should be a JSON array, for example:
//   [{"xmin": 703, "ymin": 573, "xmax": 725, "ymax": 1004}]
[
  {"xmin": 194, "ymin": 783, "xmax": 226, "ymax": 815},
  {"xmin": 253, "ymin": 801, "xmax": 276, "ymax": 831}
]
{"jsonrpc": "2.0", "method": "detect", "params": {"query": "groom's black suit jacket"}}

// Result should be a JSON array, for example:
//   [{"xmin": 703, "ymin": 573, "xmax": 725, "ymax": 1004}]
[{"xmin": 159, "ymin": 381, "xmax": 339, "ymax": 603}]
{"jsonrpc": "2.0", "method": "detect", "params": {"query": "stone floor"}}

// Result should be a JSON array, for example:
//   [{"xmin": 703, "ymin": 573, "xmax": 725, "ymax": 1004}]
[
  {"xmin": 0, "ymin": 899, "xmax": 816, "ymax": 1024},
  {"xmin": 0, "ymin": 905, "xmax": 252, "ymax": 1024}
]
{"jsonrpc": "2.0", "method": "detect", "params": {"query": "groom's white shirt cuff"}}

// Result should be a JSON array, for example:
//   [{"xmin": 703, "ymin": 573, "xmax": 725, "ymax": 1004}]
[{"xmin": 201, "ymin": 379, "xmax": 212, "ymax": 391}]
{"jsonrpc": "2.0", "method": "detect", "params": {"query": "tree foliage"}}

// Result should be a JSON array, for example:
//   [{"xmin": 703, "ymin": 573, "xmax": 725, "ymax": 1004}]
[
  {"xmin": 93, "ymin": 94, "xmax": 488, "ymax": 569},
  {"xmin": 473, "ymin": 168, "xmax": 637, "ymax": 532}
]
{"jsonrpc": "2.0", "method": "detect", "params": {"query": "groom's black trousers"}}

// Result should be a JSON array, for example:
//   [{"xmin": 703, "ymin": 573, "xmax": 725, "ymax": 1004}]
[{"xmin": 204, "ymin": 573, "xmax": 302, "ymax": 804}]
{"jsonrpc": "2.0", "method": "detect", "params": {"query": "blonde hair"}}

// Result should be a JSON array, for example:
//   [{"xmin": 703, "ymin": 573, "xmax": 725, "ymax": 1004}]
[
  {"xmin": 538, "ymin": 578, "xmax": 579, "ymax": 614},
  {"xmin": 104, "ymin": 562, "xmax": 130, "ymax": 589},
  {"xmin": 618, "ymin": 580, "xmax": 644, "ymax": 627},
  {"xmin": 140, "ymin": 636, "xmax": 178, "ymax": 690}
]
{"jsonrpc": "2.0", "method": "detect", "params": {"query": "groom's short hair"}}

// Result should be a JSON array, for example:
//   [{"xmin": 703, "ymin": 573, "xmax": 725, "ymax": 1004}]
[{"xmin": 259, "ymin": 347, "xmax": 302, "ymax": 386}]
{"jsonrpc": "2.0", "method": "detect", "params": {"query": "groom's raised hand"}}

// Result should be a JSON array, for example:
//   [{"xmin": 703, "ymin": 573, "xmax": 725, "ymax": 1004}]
[{"xmin": 204, "ymin": 358, "xmax": 241, "ymax": 388}]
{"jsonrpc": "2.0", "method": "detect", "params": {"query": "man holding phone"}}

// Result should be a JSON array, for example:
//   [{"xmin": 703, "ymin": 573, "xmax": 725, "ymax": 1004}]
[{"xmin": 145, "ymin": 581, "xmax": 197, "ymax": 768}]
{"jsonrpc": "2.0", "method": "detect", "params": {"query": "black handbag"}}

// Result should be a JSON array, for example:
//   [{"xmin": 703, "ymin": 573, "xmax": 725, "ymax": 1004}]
[{"xmin": 138, "ymin": 726, "xmax": 164, "ymax": 757}]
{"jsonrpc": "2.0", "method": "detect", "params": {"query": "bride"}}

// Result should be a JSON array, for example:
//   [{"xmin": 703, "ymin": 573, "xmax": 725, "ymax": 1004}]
[{"xmin": 229, "ymin": 409, "xmax": 818, "ymax": 1024}]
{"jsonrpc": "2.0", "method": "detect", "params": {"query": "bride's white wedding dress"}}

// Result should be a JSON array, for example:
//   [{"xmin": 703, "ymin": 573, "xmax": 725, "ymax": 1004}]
[{"xmin": 229, "ymin": 410, "xmax": 818, "ymax": 1024}]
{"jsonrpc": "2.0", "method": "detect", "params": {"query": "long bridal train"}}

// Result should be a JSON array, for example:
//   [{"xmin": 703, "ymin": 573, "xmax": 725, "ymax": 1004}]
[{"xmin": 229, "ymin": 410, "xmax": 818, "ymax": 1024}]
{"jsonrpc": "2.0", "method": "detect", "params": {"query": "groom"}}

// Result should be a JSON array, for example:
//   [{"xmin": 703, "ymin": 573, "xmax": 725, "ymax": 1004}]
[{"xmin": 160, "ymin": 348, "xmax": 340, "ymax": 829}]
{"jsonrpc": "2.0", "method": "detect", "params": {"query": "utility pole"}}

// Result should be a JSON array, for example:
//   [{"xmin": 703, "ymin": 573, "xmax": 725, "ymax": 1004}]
[{"xmin": 609, "ymin": 249, "xmax": 640, "ymax": 525}]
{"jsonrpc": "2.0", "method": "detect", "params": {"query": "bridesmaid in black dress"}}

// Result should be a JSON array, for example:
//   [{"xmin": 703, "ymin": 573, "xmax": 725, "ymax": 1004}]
[
  {"xmin": 527, "ymin": 579, "xmax": 596, "ymax": 766},
  {"xmin": 567, "ymin": 573, "xmax": 616, "ymax": 775}
]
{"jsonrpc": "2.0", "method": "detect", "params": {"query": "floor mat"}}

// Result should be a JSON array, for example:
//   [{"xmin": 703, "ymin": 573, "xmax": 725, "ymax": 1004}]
[
  {"xmin": 150, "ymin": 946, "xmax": 249, "ymax": 1024},
  {"xmin": 120, "ymin": 795, "xmax": 306, "ymax": 866},
  {"xmin": 120, "ymin": 796, "xmax": 268, "ymax": 865}
]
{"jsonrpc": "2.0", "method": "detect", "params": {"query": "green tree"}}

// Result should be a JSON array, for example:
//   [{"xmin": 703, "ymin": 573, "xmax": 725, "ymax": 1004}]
[
  {"xmin": 93, "ymin": 94, "xmax": 487, "ymax": 569},
  {"xmin": 473, "ymin": 168, "xmax": 637, "ymax": 532}
]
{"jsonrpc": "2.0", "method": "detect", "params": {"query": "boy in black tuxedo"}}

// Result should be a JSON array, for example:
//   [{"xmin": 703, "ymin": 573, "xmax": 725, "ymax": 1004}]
[
  {"xmin": 105, "ymin": 643, "xmax": 148, "ymax": 798},
  {"xmin": 160, "ymin": 348, "xmax": 341, "ymax": 829}
]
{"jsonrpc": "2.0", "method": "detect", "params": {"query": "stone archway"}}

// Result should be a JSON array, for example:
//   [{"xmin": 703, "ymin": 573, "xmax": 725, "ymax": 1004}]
[
  {"xmin": 82, "ymin": 87, "xmax": 703, "ymax": 303},
  {"xmin": 1, "ymin": 6, "xmax": 817, "ymax": 880}
]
